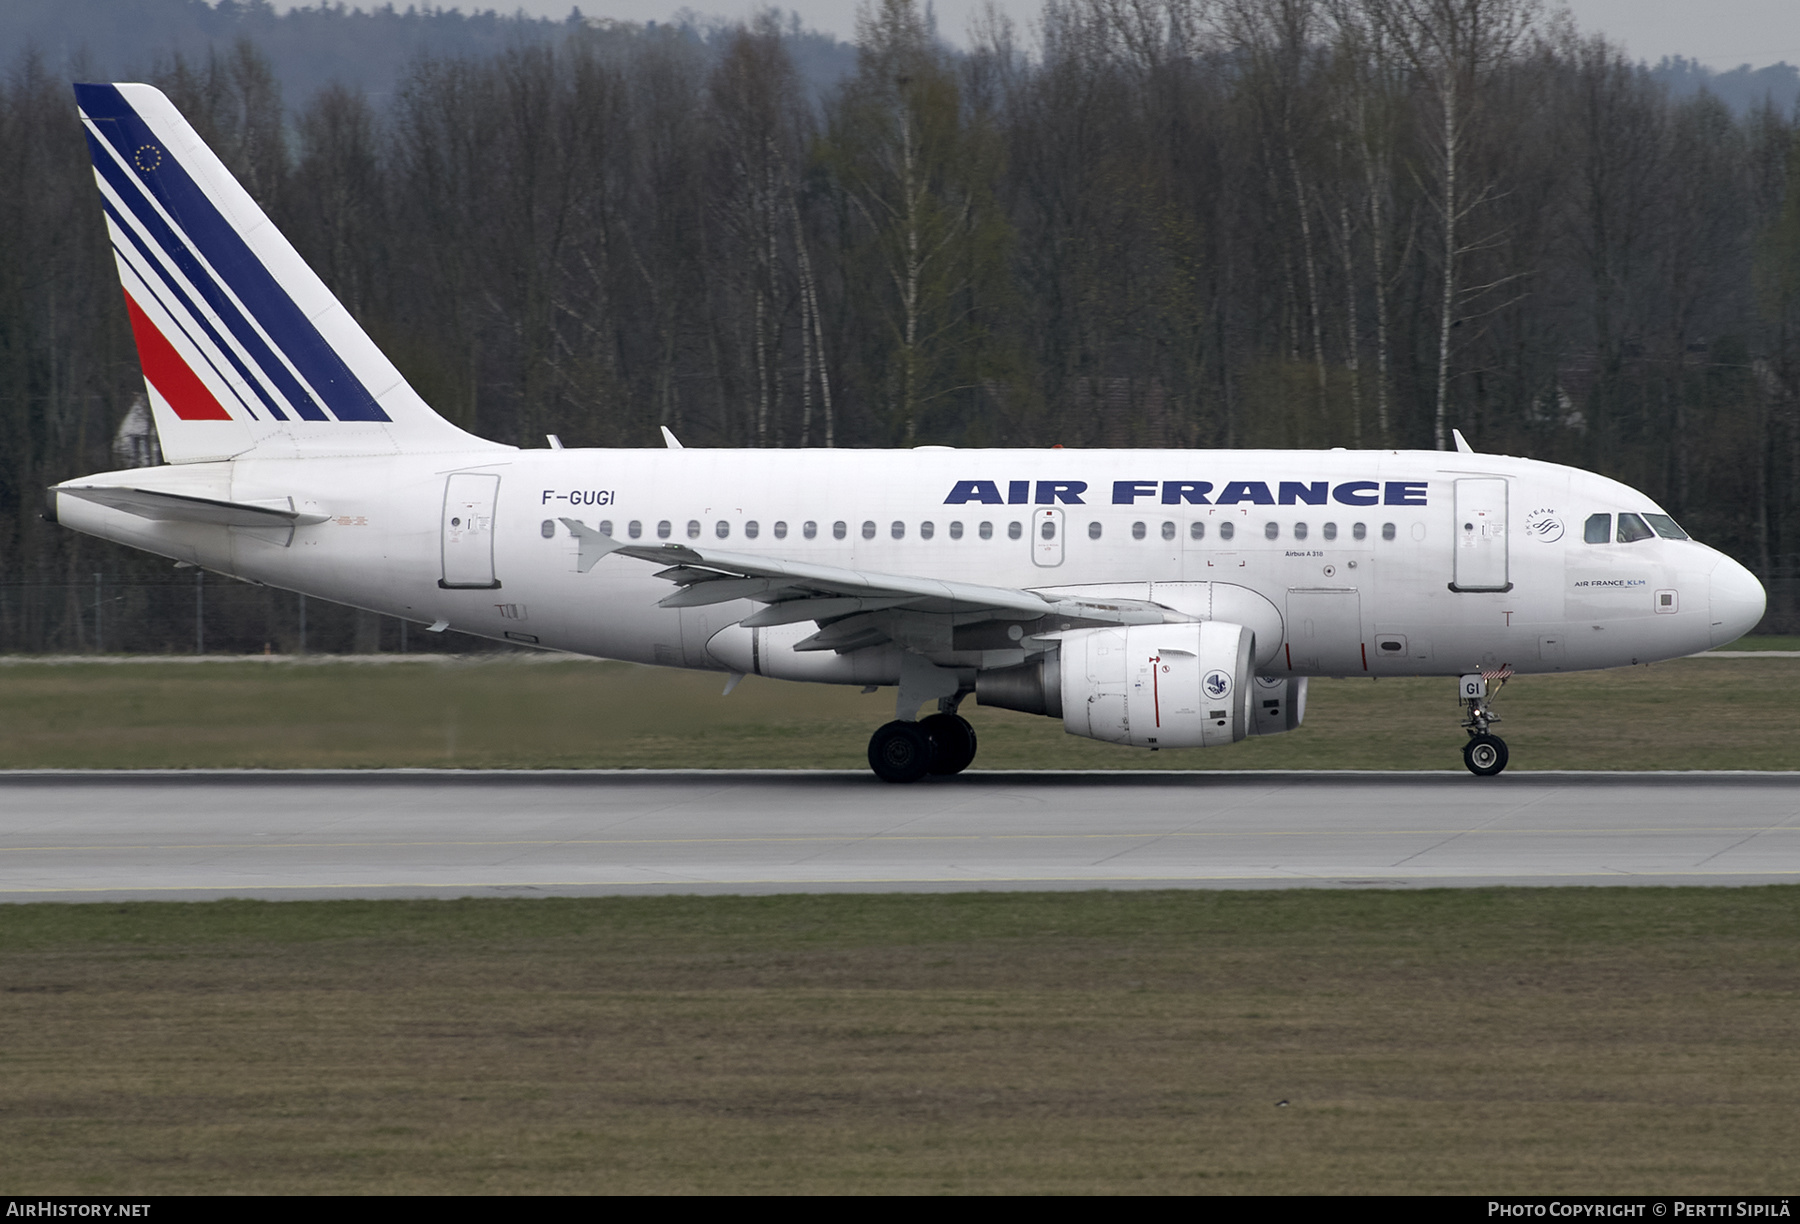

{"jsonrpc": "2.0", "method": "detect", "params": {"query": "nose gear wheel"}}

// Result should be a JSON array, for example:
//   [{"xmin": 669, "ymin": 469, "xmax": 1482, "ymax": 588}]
[{"xmin": 1463, "ymin": 733, "xmax": 1509, "ymax": 776}]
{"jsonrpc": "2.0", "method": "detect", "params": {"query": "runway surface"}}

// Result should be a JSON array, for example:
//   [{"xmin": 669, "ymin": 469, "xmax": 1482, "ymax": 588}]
[{"xmin": 1, "ymin": 770, "xmax": 1798, "ymax": 901}]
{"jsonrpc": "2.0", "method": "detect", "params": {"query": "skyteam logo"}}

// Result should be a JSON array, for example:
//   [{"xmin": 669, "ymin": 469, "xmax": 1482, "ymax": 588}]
[
  {"xmin": 943, "ymin": 479, "xmax": 1429, "ymax": 506},
  {"xmin": 1523, "ymin": 508, "xmax": 1565, "ymax": 542}
]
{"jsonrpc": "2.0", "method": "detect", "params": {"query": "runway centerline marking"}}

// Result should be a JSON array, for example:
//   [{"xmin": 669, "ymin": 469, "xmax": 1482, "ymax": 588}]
[{"xmin": 1687, "ymin": 806, "xmax": 1800, "ymax": 869}]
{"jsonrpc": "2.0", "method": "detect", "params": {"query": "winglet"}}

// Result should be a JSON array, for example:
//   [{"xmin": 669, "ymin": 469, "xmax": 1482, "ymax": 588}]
[
  {"xmin": 1452, "ymin": 429, "xmax": 1475, "ymax": 454},
  {"xmin": 660, "ymin": 426, "xmax": 684, "ymax": 450}
]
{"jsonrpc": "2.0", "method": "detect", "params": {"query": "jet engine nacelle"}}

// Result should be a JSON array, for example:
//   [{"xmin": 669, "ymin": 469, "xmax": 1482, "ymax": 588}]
[{"xmin": 1058, "ymin": 620, "xmax": 1254, "ymax": 748}]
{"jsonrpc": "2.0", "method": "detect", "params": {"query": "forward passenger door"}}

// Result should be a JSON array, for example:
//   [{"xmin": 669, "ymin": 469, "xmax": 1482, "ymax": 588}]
[{"xmin": 1452, "ymin": 478, "xmax": 1510, "ymax": 592}]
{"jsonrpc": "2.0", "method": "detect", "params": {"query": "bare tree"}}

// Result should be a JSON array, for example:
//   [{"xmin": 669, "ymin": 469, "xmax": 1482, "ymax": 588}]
[{"xmin": 1370, "ymin": 0, "xmax": 1540, "ymax": 448}]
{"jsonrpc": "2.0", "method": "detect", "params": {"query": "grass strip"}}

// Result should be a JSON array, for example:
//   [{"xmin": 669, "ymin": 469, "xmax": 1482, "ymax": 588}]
[
  {"xmin": 0, "ymin": 655, "xmax": 1793, "ymax": 770},
  {"xmin": 2, "ymin": 889, "xmax": 1797, "ymax": 1193}
]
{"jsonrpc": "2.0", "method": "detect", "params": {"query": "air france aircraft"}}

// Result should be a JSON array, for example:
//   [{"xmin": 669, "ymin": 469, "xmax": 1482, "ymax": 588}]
[{"xmin": 48, "ymin": 83, "xmax": 1768, "ymax": 780}]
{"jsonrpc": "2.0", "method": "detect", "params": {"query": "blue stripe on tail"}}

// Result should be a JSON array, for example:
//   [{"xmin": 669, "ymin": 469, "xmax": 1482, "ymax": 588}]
[{"xmin": 76, "ymin": 83, "xmax": 391, "ymax": 424}]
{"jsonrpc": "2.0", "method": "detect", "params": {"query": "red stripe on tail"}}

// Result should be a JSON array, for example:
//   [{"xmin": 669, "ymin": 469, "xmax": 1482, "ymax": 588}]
[{"xmin": 122, "ymin": 291, "xmax": 231, "ymax": 421}]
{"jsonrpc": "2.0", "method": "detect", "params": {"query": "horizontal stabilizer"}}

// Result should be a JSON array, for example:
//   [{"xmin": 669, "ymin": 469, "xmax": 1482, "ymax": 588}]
[{"xmin": 55, "ymin": 486, "xmax": 327, "ymax": 528}]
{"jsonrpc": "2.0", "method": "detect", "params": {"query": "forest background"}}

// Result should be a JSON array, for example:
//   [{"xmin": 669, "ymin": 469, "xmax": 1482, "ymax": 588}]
[{"xmin": 3, "ymin": 0, "xmax": 1799, "ymax": 653}]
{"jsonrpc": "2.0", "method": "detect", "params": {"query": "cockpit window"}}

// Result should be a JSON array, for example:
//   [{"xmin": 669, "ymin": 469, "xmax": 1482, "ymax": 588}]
[
  {"xmin": 1584, "ymin": 513, "xmax": 1611, "ymax": 544},
  {"xmin": 1644, "ymin": 513, "xmax": 1689, "ymax": 541},
  {"xmin": 1616, "ymin": 513, "xmax": 1654, "ymax": 543}
]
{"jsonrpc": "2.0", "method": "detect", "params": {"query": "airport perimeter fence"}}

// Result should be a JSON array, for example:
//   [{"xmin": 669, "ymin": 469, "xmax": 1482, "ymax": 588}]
[
  {"xmin": 0, "ymin": 573, "xmax": 513, "ymax": 656},
  {"xmin": 1759, "ymin": 559, "xmax": 1800, "ymax": 634},
  {"xmin": 0, "ymin": 559, "xmax": 1794, "ymax": 657}
]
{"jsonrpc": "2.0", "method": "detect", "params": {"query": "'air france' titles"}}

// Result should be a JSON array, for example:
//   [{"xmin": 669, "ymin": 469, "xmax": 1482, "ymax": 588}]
[{"xmin": 943, "ymin": 479, "xmax": 1429, "ymax": 507}]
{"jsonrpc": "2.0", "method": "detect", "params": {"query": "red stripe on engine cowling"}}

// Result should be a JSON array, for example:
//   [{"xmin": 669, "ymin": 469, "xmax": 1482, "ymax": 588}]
[{"xmin": 121, "ymin": 291, "xmax": 232, "ymax": 421}]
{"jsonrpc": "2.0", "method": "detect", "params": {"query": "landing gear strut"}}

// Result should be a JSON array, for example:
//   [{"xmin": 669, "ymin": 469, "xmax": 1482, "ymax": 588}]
[
  {"xmin": 1459, "ymin": 671, "xmax": 1510, "ymax": 777},
  {"xmin": 868, "ymin": 706, "xmax": 978, "ymax": 783}
]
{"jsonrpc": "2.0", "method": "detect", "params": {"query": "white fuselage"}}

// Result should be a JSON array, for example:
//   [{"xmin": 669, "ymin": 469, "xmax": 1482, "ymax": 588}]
[{"xmin": 54, "ymin": 446, "xmax": 1764, "ymax": 683}]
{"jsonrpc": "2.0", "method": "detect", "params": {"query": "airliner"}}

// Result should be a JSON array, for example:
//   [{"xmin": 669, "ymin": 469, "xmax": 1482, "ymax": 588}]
[{"xmin": 46, "ymin": 83, "xmax": 1768, "ymax": 781}]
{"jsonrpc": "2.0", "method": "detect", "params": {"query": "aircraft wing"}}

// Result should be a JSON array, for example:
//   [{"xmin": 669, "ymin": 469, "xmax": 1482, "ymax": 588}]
[{"xmin": 562, "ymin": 521, "xmax": 1184, "ymax": 650}]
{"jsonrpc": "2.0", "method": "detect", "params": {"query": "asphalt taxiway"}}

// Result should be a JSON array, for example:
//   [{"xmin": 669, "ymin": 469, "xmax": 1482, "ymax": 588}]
[{"xmin": 0, "ymin": 770, "xmax": 1796, "ymax": 901}]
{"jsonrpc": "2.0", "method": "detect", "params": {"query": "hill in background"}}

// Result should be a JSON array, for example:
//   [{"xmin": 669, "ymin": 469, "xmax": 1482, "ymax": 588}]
[
  {"xmin": 3, "ymin": 0, "xmax": 857, "ymax": 105},
  {"xmin": 1650, "ymin": 55, "xmax": 1800, "ymax": 117}
]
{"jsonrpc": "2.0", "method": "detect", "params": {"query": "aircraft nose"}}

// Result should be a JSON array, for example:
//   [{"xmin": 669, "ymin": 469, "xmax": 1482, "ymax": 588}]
[{"xmin": 1708, "ymin": 554, "xmax": 1766, "ymax": 647}]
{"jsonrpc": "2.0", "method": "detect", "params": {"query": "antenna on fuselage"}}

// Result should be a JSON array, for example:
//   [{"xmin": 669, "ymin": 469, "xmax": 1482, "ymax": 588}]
[
  {"xmin": 660, "ymin": 426, "xmax": 684, "ymax": 450},
  {"xmin": 1452, "ymin": 429, "xmax": 1476, "ymax": 454}
]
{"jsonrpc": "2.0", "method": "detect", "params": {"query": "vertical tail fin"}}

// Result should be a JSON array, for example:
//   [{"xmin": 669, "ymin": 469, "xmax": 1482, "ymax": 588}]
[{"xmin": 75, "ymin": 82, "xmax": 498, "ymax": 463}]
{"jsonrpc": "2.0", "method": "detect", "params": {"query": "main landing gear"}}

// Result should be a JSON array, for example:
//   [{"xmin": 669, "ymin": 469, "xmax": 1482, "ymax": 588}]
[
  {"xmin": 1459, "ymin": 670, "xmax": 1510, "ymax": 777},
  {"xmin": 868, "ymin": 711, "xmax": 978, "ymax": 783}
]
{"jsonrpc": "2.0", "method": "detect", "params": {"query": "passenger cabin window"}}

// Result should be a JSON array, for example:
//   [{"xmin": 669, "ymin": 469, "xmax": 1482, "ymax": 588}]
[
  {"xmin": 920, "ymin": 521, "xmax": 935, "ymax": 540},
  {"xmin": 1089, "ymin": 521, "xmax": 1103, "ymax": 540},
  {"xmin": 628, "ymin": 520, "xmax": 643, "ymax": 539},
  {"xmin": 950, "ymin": 521, "xmax": 964, "ymax": 539},
  {"xmin": 540, "ymin": 520, "xmax": 555, "ymax": 538},
  {"xmin": 599, "ymin": 520, "xmax": 613, "ymax": 536},
  {"xmin": 979, "ymin": 522, "xmax": 994, "ymax": 540},
  {"xmin": 715, "ymin": 520, "xmax": 730, "ymax": 539},
  {"xmin": 1264, "ymin": 522, "xmax": 1279, "ymax": 540},
  {"xmin": 1190, "ymin": 521, "xmax": 1204, "ymax": 540},
  {"xmin": 1352, "ymin": 522, "xmax": 1366, "ymax": 540},
  {"xmin": 1219, "ymin": 521, "xmax": 1235, "ymax": 541},
  {"xmin": 833, "ymin": 521, "xmax": 847, "ymax": 540},
  {"xmin": 773, "ymin": 521, "xmax": 787, "ymax": 539},
  {"xmin": 687, "ymin": 520, "xmax": 701, "ymax": 539},
  {"xmin": 1616, "ymin": 513, "xmax": 1654, "ymax": 543},
  {"xmin": 1132, "ymin": 521, "xmax": 1146, "ymax": 540},
  {"xmin": 1008, "ymin": 521, "xmax": 1023, "ymax": 540},
  {"xmin": 1161, "ymin": 521, "xmax": 1176, "ymax": 541},
  {"xmin": 744, "ymin": 521, "xmax": 759, "ymax": 539},
  {"xmin": 804, "ymin": 521, "xmax": 818, "ymax": 539},
  {"xmin": 862, "ymin": 520, "xmax": 877, "ymax": 540},
  {"xmin": 1293, "ymin": 522, "xmax": 1308, "ymax": 541},
  {"xmin": 1645, "ymin": 513, "xmax": 1689, "ymax": 540},
  {"xmin": 657, "ymin": 520, "xmax": 672, "ymax": 539},
  {"xmin": 890, "ymin": 521, "xmax": 905, "ymax": 539},
  {"xmin": 1381, "ymin": 522, "xmax": 1396, "ymax": 541},
  {"xmin": 1041, "ymin": 519, "xmax": 1057, "ymax": 540},
  {"xmin": 1322, "ymin": 522, "xmax": 1337, "ymax": 540},
  {"xmin": 1584, "ymin": 513, "xmax": 1611, "ymax": 544}
]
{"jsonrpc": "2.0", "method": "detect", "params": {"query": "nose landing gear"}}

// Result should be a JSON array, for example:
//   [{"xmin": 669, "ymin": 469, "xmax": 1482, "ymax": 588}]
[{"xmin": 1459, "ymin": 670, "xmax": 1510, "ymax": 777}]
